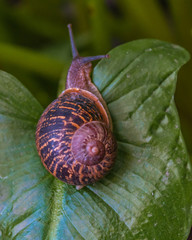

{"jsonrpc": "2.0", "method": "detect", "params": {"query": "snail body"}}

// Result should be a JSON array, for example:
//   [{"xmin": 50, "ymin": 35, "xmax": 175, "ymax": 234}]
[{"xmin": 36, "ymin": 24, "xmax": 117, "ymax": 189}]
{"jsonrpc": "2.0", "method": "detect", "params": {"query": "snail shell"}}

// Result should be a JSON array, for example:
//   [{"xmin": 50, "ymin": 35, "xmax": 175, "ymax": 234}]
[{"xmin": 35, "ymin": 24, "xmax": 117, "ymax": 189}]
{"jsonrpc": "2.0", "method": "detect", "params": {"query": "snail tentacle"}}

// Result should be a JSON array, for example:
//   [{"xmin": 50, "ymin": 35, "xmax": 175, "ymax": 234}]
[{"xmin": 35, "ymin": 24, "xmax": 117, "ymax": 189}]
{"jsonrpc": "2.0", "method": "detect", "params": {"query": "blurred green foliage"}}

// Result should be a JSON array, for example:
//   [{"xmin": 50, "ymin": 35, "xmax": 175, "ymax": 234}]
[{"xmin": 0, "ymin": 0, "xmax": 192, "ymax": 154}]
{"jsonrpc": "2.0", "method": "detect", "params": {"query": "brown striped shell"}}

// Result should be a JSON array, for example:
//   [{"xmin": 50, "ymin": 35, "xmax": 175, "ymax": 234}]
[
  {"xmin": 36, "ymin": 88, "xmax": 117, "ymax": 188},
  {"xmin": 35, "ymin": 24, "xmax": 117, "ymax": 189}
]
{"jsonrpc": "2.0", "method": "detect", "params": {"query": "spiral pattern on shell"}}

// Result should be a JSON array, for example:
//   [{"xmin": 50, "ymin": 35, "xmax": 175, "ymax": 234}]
[{"xmin": 36, "ymin": 89, "xmax": 117, "ymax": 186}]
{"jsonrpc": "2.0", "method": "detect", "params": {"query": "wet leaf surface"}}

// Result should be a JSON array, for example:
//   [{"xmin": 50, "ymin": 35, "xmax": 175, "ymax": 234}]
[{"xmin": 0, "ymin": 40, "xmax": 191, "ymax": 239}]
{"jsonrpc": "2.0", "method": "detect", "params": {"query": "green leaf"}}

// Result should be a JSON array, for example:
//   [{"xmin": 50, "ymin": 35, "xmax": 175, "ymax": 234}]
[{"xmin": 0, "ymin": 40, "xmax": 192, "ymax": 240}]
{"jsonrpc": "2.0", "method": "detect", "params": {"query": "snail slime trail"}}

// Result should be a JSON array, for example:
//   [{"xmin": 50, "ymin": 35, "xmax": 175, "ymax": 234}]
[{"xmin": 35, "ymin": 24, "xmax": 117, "ymax": 190}]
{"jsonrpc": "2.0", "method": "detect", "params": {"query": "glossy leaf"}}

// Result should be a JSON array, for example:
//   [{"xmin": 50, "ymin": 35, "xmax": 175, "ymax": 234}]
[{"xmin": 0, "ymin": 40, "xmax": 192, "ymax": 240}]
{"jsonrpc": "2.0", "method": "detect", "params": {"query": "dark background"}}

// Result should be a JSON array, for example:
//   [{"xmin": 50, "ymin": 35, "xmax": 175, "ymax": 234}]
[{"xmin": 0, "ymin": 1, "xmax": 191, "ymax": 238}]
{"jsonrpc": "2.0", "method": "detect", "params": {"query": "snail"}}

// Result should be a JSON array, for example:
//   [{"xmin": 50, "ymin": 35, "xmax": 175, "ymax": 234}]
[{"xmin": 35, "ymin": 24, "xmax": 117, "ymax": 190}]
